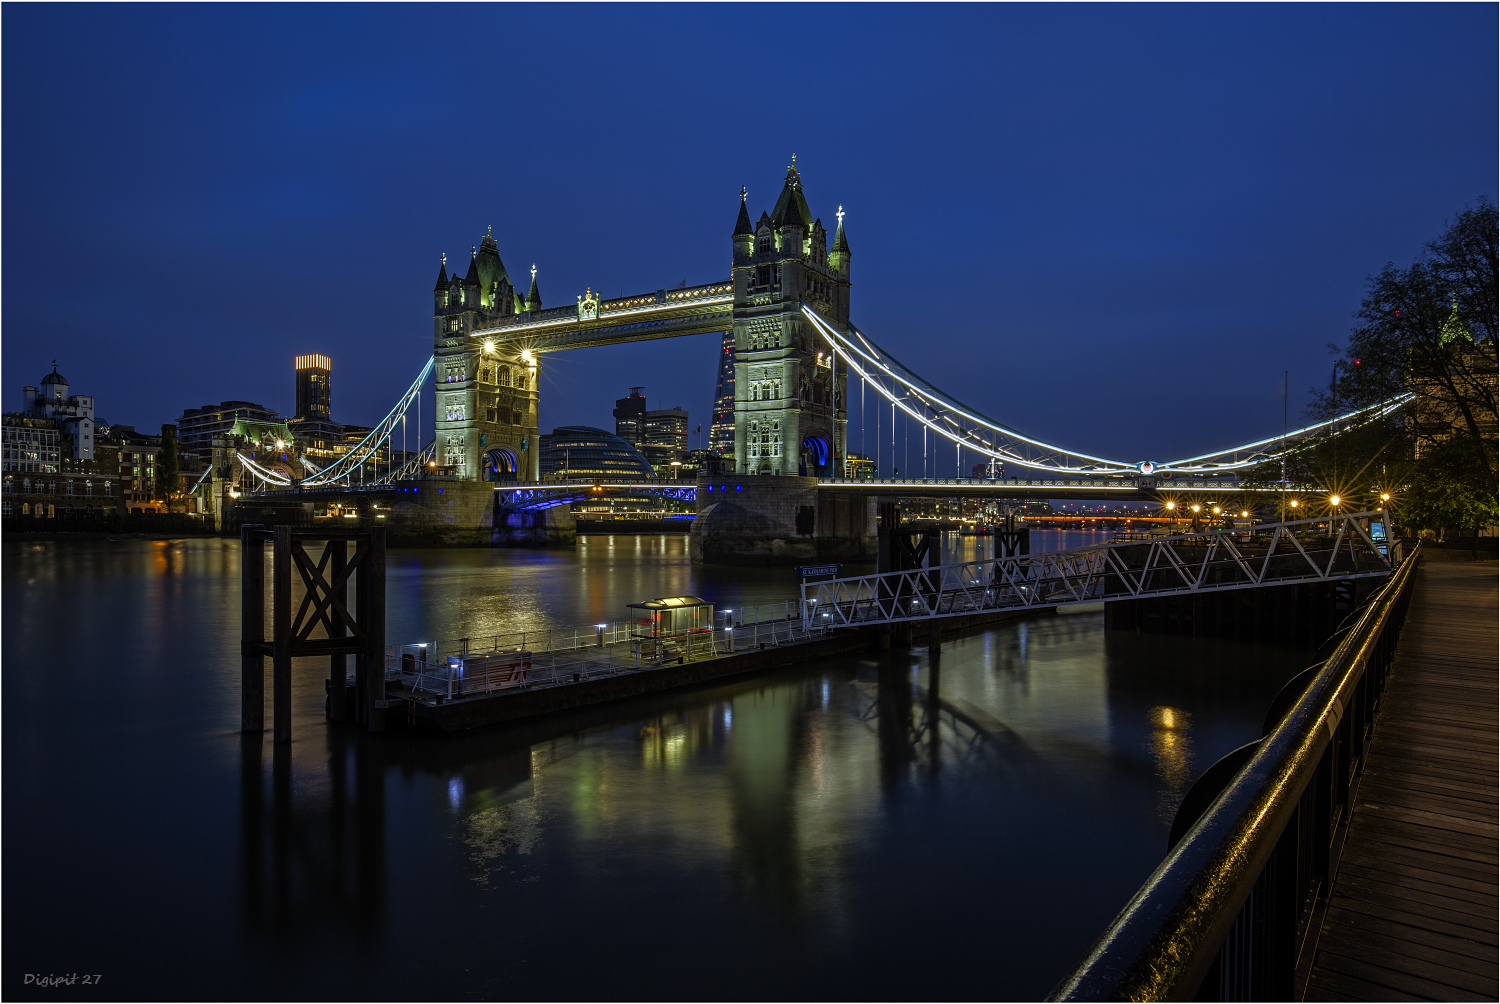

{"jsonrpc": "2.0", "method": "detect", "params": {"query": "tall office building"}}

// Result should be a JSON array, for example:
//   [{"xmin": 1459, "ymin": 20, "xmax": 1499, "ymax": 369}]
[
  {"xmin": 642, "ymin": 407, "xmax": 688, "ymax": 471},
  {"xmin": 613, "ymin": 388, "xmax": 647, "ymax": 450},
  {"xmin": 295, "ymin": 354, "xmax": 332, "ymax": 421},
  {"xmin": 709, "ymin": 331, "xmax": 735, "ymax": 457}
]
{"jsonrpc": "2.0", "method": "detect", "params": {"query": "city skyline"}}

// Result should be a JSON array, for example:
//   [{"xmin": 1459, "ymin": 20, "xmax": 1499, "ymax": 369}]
[{"xmin": 4, "ymin": 5, "xmax": 1494, "ymax": 465}]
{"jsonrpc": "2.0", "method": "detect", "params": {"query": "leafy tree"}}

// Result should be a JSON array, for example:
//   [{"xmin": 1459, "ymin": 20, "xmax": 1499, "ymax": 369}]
[
  {"xmin": 154, "ymin": 429, "xmax": 180, "ymax": 511},
  {"xmin": 1247, "ymin": 201, "xmax": 1497, "ymax": 532}
]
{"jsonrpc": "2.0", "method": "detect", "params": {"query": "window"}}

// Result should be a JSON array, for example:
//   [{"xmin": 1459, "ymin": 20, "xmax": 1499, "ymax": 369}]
[
  {"xmin": 21, "ymin": 503, "xmax": 29, "ymax": 515},
  {"xmin": 443, "ymin": 436, "xmax": 466, "ymax": 468},
  {"xmin": 66, "ymin": 481, "xmax": 75, "ymax": 497},
  {"xmin": 85, "ymin": 482, "xmax": 94, "ymax": 497},
  {"xmin": 516, "ymin": 372, "xmax": 528, "ymax": 391},
  {"xmin": 104, "ymin": 482, "xmax": 112, "ymax": 497},
  {"xmin": 2, "ymin": 499, "xmax": 11, "ymax": 517},
  {"xmin": 47, "ymin": 505, "xmax": 54, "ymax": 518},
  {"xmin": 2, "ymin": 479, "xmax": 10, "ymax": 494},
  {"xmin": 22, "ymin": 478, "xmax": 31, "ymax": 493},
  {"xmin": 481, "ymin": 368, "xmax": 493, "ymax": 384},
  {"xmin": 48, "ymin": 480, "xmax": 56, "ymax": 495},
  {"xmin": 486, "ymin": 408, "xmax": 497, "ymax": 423},
  {"xmin": 498, "ymin": 366, "xmax": 511, "ymax": 387}
]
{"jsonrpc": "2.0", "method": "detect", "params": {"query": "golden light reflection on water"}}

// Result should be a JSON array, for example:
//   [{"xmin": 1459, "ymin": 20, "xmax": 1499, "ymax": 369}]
[{"xmin": 1147, "ymin": 705, "xmax": 1194, "ymax": 825}]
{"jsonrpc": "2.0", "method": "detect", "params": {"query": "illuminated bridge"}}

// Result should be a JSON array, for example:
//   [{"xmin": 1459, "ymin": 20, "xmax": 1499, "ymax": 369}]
[{"xmin": 232, "ymin": 161, "xmax": 1411, "ymax": 518}]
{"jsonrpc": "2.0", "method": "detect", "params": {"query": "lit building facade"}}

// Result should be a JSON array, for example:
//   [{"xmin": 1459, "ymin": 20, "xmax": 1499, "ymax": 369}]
[
  {"xmin": 432, "ymin": 233, "xmax": 541, "ymax": 481},
  {"xmin": 538, "ymin": 426, "xmax": 654, "ymax": 482},
  {"xmin": 731, "ymin": 162, "xmax": 851, "ymax": 476},
  {"xmin": 709, "ymin": 331, "xmax": 735, "ymax": 459}
]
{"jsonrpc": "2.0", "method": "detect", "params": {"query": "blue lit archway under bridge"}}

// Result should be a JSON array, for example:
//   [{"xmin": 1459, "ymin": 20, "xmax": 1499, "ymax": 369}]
[
  {"xmin": 485, "ymin": 448, "xmax": 518, "ymax": 482},
  {"xmin": 800, "ymin": 434, "xmax": 831, "ymax": 477}
]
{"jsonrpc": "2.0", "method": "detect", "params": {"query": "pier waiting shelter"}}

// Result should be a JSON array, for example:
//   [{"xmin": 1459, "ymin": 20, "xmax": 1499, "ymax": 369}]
[{"xmin": 628, "ymin": 596, "xmax": 716, "ymax": 661}]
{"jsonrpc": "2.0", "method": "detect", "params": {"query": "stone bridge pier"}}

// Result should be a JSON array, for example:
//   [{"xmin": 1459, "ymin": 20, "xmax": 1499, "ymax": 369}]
[{"xmin": 690, "ymin": 475, "xmax": 876, "ymax": 565}]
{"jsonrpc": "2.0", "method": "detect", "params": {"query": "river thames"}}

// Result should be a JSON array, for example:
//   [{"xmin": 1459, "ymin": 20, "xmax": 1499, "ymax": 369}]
[{"xmin": 5, "ymin": 531, "xmax": 1311, "ymax": 999}]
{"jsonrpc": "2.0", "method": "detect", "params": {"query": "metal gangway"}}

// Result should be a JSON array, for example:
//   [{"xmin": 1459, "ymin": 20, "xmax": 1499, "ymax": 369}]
[{"xmin": 802, "ymin": 512, "xmax": 1394, "ymax": 629}]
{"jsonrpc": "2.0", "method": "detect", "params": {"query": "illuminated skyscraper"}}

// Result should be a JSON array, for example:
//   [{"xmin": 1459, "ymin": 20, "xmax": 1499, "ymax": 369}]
[{"xmin": 709, "ymin": 331, "xmax": 735, "ymax": 457}]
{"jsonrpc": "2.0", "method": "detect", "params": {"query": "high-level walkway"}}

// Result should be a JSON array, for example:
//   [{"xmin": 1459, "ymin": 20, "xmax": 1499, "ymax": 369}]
[{"xmin": 1305, "ymin": 559, "xmax": 1499, "ymax": 1002}]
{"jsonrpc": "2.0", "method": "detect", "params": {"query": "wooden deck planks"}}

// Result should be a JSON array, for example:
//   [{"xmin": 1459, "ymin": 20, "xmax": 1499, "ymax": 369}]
[{"xmin": 1305, "ymin": 560, "xmax": 1499, "ymax": 1002}]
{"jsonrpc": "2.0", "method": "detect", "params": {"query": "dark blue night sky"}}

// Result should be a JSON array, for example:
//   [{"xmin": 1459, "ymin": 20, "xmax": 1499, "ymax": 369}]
[{"xmin": 4, "ymin": 3, "xmax": 1494, "ymax": 464}]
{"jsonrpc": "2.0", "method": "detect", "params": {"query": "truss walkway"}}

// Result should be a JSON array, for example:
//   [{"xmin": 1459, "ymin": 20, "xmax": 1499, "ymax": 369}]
[{"xmin": 802, "ymin": 512, "xmax": 1392, "ymax": 628}]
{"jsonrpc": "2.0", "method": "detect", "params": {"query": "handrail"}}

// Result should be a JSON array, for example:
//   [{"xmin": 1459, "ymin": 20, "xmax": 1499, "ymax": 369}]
[{"xmin": 1049, "ymin": 544, "xmax": 1420, "ymax": 1001}]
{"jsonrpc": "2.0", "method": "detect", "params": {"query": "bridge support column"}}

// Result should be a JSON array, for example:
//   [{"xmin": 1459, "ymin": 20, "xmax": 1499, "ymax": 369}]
[
  {"xmin": 928, "ymin": 620, "xmax": 942, "ymax": 653},
  {"xmin": 493, "ymin": 504, "xmax": 576, "ymax": 548},
  {"xmin": 895, "ymin": 623, "xmax": 913, "ymax": 648},
  {"xmin": 690, "ymin": 475, "xmax": 875, "ymax": 565}
]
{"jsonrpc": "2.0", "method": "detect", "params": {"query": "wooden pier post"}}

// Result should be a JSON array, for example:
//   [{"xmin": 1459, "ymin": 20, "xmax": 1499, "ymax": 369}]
[
  {"xmin": 241, "ymin": 526, "xmax": 265, "ymax": 732},
  {"xmin": 272, "ymin": 525, "xmax": 292, "ymax": 744},
  {"xmin": 358, "ymin": 527, "xmax": 387, "ymax": 733},
  {"xmin": 328, "ymin": 539, "xmax": 348, "ymax": 723},
  {"xmin": 928, "ymin": 619, "xmax": 943, "ymax": 653}
]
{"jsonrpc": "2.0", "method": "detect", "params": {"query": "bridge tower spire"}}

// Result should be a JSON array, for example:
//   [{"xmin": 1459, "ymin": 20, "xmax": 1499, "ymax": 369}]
[
  {"xmin": 730, "ymin": 162, "xmax": 850, "ymax": 478},
  {"xmin": 433, "ymin": 228, "xmax": 539, "ymax": 481}
]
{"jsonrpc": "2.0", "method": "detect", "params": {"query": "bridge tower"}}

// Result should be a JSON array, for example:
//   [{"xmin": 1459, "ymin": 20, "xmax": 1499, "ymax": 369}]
[
  {"xmin": 731, "ymin": 161, "xmax": 850, "ymax": 477},
  {"xmin": 431, "ymin": 232, "xmax": 541, "ymax": 481}
]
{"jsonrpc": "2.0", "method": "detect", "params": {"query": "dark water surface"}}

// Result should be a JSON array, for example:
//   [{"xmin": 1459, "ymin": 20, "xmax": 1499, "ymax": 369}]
[{"xmin": 5, "ymin": 535, "xmax": 1311, "ymax": 1000}]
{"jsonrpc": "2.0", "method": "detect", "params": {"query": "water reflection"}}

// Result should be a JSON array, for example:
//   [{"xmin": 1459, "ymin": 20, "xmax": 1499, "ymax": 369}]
[{"xmin": 8, "ymin": 537, "xmax": 1314, "ymax": 1000}]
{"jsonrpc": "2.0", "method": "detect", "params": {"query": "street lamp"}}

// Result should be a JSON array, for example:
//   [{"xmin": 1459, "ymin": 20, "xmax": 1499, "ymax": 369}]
[{"xmin": 1329, "ymin": 495, "xmax": 1341, "ymax": 507}]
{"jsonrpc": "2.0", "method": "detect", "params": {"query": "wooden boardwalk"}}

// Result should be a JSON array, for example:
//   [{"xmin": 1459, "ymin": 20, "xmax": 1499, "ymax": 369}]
[{"xmin": 1305, "ymin": 559, "xmax": 1499, "ymax": 1002}]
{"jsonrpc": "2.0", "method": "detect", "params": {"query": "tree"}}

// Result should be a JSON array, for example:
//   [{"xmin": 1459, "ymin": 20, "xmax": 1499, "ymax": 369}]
[
  {"xmin": 155, "ymin": 429, "xmax": 180, "ymax": 512},
  {"xmin": 1268, "ymin": 200, "xmax": 1500, "ymax": 532}
]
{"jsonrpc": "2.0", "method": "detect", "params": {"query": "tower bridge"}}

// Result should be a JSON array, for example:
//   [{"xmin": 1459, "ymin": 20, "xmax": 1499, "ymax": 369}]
[{"xmin": 233, "ymin": 160, "xmax": 1410, "ymax": 561}]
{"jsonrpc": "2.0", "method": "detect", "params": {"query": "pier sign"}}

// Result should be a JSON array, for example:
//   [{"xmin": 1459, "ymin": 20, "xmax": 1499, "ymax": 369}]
[{"xmin": 796, "ymin": 564, "xmax": 842, "ymax": 579}]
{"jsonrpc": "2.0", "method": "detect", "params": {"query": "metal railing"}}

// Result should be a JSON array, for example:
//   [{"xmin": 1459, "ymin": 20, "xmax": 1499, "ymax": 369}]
[
  {"xmin": 383, "ymin": 600, "xmax": 819, "ymax": 700},
  {"xmin": 802, "ymin": 512, "xmax": 1393, "ymax": 627},
  {"xmin": 1048, "ymin": 544, "xmax": 1421, "ymax": 1001}
]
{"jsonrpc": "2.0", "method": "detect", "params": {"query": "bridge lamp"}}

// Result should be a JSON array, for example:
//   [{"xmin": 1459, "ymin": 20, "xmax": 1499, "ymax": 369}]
[
  {"xmin": 482, "ymin": 340, "xmax": 495, "ymax": 355},
  {"xmin": 1329, "ymin": 495, "xmax": 1341, "ymax": 507},
  {"xmin": 276, "ymin": 439, "xmax": 285, "ymax": 449},
  {"xmin": 1164, "ymin": 502, "xmax": 1175, "ymax": 510},
  {"xmin": 1212, "ymin": 506, "xmax": 1221, "ymax": 515},
  {"xmin": 1191, "ymin": 504, "xmax": 1201, "ymax": 513},
  {"xmin": 1289, "ymin": 499, "xmax": 1300, "ymax": 509},
  {"xmin": 520, "ymin": 349, "xmax": 535, "ymax": 363}
]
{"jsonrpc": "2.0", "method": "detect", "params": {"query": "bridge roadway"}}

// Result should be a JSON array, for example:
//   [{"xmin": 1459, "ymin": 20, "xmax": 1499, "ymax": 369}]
[{"xmin": 245, "ymin": 473, "xmax": 1266, "ymax": 506}]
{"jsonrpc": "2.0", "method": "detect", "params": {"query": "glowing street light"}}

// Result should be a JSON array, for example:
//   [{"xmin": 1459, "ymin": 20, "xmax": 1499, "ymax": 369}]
[
  {"xmin": 520, "ymin": 349, "xmax": 535, "ymax": 363},
  {"xmin": 1380, "ymin": 493, "xmax": 1391, "ymax": 502},
  {"xmin": 1329, "ymin": 495, "xmax": 1342, "ymax": 507}
]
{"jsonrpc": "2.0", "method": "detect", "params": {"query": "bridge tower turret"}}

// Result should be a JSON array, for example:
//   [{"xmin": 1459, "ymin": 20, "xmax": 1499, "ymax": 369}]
[
  {"xmin": 432, "ymin": 229, "xmax": 539, "ymax": 482},
  {"xmin": 730, "ymin": 159, "xmax": 850, "ymax": 478}
]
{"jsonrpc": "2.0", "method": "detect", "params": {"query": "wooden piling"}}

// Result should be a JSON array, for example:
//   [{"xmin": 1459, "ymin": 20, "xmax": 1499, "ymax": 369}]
[
  {"xmin": 241, "ymin": 526, "xmax": 265, "ymax": 733},
  {"xmin": 328, "ymin": 539, "xmax": 348, "ymax": 723},
  {"xmin": 272, "ymin": 525, "xmax": 292, "ymax": 744}
]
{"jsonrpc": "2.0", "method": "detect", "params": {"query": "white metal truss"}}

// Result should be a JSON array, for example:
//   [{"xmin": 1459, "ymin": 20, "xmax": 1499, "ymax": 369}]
[
  {"xmin": 802, "ymin": 512, "xmax": 1392, "ymax": 628},
  {"xmin": 802, "ymin": 305, "xmax": 1412, "ymax": 476},
  {"xmin": 236, "ymin": 450, "xmax": 293, "ymax": 487},
  {"xmin": 299, "ymin": 356, "xmax": 435, "ymax": 487},
  {"xmin": 368, "ymin": 438, "xmax": 436, "ymax": 486}
]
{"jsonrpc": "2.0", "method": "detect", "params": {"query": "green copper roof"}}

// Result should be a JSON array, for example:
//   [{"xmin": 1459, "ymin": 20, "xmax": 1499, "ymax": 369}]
[{"xmin": 1440, "ymin": 297, "xmax": 1471, "ymax": 345}]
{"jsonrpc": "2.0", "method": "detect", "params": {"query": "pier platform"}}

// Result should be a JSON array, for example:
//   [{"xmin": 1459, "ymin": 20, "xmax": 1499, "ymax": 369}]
[
  {"xmin": 363, "ymin": 604, "xmax": 1045, "ymax": 734},
  {"xmin": 1304, "ymin": 560, "xmax": 1498, "ymax": 1001}
]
